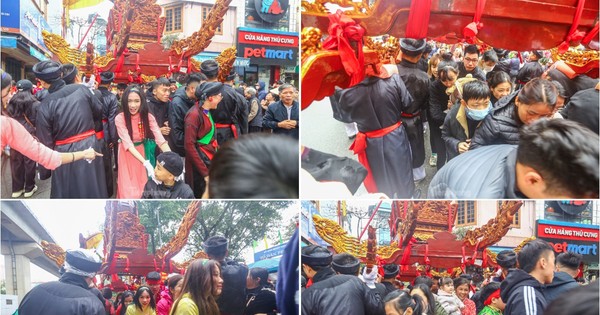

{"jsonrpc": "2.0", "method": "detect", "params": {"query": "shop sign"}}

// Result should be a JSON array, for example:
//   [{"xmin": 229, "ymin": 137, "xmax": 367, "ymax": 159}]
[
  {"xmin": 20, "ymin": 0, "xmax": 52, "ymax": 53},
  {"xmin": 1, "ymin": 0, "xmax": 20, "ymax": 33},
  {"xmin": 253, "ymin": 0, "xmax": 289, "ymax": 23},
  {"xmin": 254, "ymin": 242, "xmax": 287, "ymax": 261},
  {"xmin": 29, "ymin": 46, "xmax": 48, "ymax": 61},
  {"xmin": 237, "ymin": 28, "xmax": 298, "ymax": 66},
  {"xmin": 536, "ymin": 219, "xmax": 599, "ymax": 264}
]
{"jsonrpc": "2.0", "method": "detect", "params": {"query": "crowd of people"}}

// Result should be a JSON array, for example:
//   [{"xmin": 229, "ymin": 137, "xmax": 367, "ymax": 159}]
[
  {"xmin": 306, "ymin": 38, "xmax": 599, "ymax": 199},
  {"xmin": 0, "ymin": 58, "xmax": 299, "ymax": 199},
  {"xmin": 301, "ymin": 240, "xmax": 599, "ymax": 315},
  {"xmin": 17, "ymin": 236, "xmax": 294, "ymax": 315}
]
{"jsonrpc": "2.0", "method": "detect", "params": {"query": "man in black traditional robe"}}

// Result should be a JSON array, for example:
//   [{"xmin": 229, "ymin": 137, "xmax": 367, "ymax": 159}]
[
  {"xmin": 201, "ymin": 60, "xmax": 248, "ymax": 145},
  {"xmin": 97, "ymin": 71, "xmax": 119, "ymax": 197},
  {"xmin": 331, "ymin": 64, "xmax": 415, "ymax": 198},
  {"xmin": 395, "ymin": 38, "xmax": 430, "ymax": 182},
  {"xmin": 34, "ymin": 60, "xmax": 108, "ymax": 198}
]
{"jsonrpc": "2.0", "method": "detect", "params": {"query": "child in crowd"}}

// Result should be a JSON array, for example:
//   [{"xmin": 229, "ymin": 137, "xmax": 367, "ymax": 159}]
[
  {"xmin": 142, "ymin": 151, "xmax": 194, "ymax": 199},
  {"xmin": 437, "ymin": 277, "xmax": 464, "ymax": 315}
]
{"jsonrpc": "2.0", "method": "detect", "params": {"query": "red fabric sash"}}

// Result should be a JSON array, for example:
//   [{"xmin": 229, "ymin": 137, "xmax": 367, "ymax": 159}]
[
  {"xmin": 199, "ymin": 140, "xmax": 218, "ymax": 161},
  {"xmin": 558, "ymin": 0, "xmax": 587, "ymax": 54},
  {"xmin": 95, "ymin": 130, "xmax": 104, "ymax": 140},
  {"xmin": 484, "ymin": 289, "xmax": 501, "ymax": 306},
  {"xmin": 349, "ymin": 121, "xmax": 401, "ymax": 193},
  {"xmin": 55, "ymin": 129, "xmax": 95, "ymax": 146},
  {"xmin": 401, "ymin": 111, "xmax": 421, "ymax": 118},
  {"xmin": 463, "ymin": 0, "xmax": 486, "ymax": 43},
  {"xmin": 322, "ymin": 10, "xmax": 365, "ymax": 87},
  {"xmin": 215, "ymin": 123, "xmax": 238, "ymax": 139},
  {"xmin": 405, "ymin": 0, "xmax": 431, "ymax": 38}
]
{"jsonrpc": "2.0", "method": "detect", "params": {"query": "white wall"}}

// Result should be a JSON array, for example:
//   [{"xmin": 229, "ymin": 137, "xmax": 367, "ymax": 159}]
[
  {"xmin": 159, "ymin": 0, "xmax": 243, "ymax": 53},
  {"xmin": 1, "ymin": 295, "xmax": 19, "ymax": 315},
  {"xmin": 468, "ymin": 200, "xmax": 536, "ymax": 248}
]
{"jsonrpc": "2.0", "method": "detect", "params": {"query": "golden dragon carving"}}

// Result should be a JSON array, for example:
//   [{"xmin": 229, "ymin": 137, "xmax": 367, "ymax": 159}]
[
  {"xmin": 364, "ymin": 35, "xmax": 400, "ymax": 65},
  {"xmin": 42, "ymin": 30, "xmax": 86, "ymax": 66},
  {"xmin": 301, "ymin": 27, "xmax": 322, "ymax": 61},
  {"xmin": 171, "ymin": 251, "xmax": 209, "ymax": 270},
  {"xmin": 549, "ymin": 47, "xmax": 599, "ymax": 69},
  {"xmin": 301, "ymin": 0, "xmax": 373, "ymax": 16},
  {"xmin": 42, "ymin": 30, "xmax": 114, "ymax": 71},
  {"xmin": 170, "ymin": 0, "xmax": 233, "ymax": 58},
  {"xmin": 215, "ymin": 47, "xmax": 238, "ymax": 83},
  {"xmin": 463, "ymin": 201, "xmax": 523, "ymax": 248},
  {"xmin": 312, "ymin": 215, "xmax": 401, "ymax": 260},
  {"xmin": 155, "ymin": 201, "xmax": 201, "ymax": 262},
  {"xmin": 41, "ymin": 240, "xmax": 66, "ymax": 268}
]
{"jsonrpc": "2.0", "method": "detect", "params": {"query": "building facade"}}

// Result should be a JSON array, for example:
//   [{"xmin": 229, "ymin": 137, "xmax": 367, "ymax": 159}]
[
  {"xmin": 157, "ymin": 0, "xmax": 299, "ymax": 86},
  {"xmin": 1, "ymin": 0, "xmax": 52, "ymax": 81}
]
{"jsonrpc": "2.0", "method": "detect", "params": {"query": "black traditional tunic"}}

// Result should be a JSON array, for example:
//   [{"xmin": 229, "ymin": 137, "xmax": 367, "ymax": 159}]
[
  {"xmin": 397, "ymin": 59, "xmax": 430, "ymax": 168},
  {"xmin": 210, "ymin": 84, "xmax": 248, "ymax": 145},
  {"xmin": 332, "ymin": 74, "xmax": 415, "ymax": 198},
  {"xmin": 35, "ymin": 80, "xmax": 108, "ymax": 198}
]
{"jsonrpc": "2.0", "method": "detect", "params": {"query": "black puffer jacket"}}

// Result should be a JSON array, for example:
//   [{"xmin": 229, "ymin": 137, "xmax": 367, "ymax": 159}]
[
  {"xmin": 500, "ymin": 269, "xmax": 548, "ymax": 315},
  {"xmin": 301, "ymin": 267, "xmax": 385, "ymax": 315},
  {"xmin": 168, "ymin": 86, "xmax": 195, "ymax": 156},
  {"xmin": 147, "ymin": 94, "xmax": 170, "ymax": 128},
  {"xmin": 543, "ymin": 271, "xmax": 579, "ymax": 303},
  {"xmin": 218, "ymin": 259, "xmax": 249, "ymax": 315},
  {"xmin": 458, "ymin": 61, "xmax": 486, "ymax": 81},
  {"xmin": 470, "ymin": 92, "xmax": 522, "ymax": 150},
  {"xmin": 141, "ymin": 179, "xmax": 194, "ymax": 199},
  {"xmin": 429, "ymin": 79, "xmax": 450, "ymax": 127},
  {"xmin": 442, "ymin": 103, "xmax": 483, "ymax": 160},
  {"xmin": 18, "ymin": 273, "xmax": 105, "ymax": 315}
]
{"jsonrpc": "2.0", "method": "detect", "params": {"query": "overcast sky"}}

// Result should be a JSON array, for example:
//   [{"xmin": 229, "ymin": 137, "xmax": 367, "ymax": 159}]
[{"xmin": 1, "ymin": 200, "xmax": 297, "ymax": 284}]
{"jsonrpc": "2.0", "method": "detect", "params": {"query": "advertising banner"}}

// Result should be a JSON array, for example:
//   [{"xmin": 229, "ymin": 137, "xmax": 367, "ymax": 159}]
[
  {"xmin": 1, "ymin": 0, "xmax": 20, "ymax": 33},
  {"xmin": 254, "ymin": 242, "xmax": 287, "ymax": 261},
  {"xmin": 536, "ymin": 219, "xmax": 599, "ymax": 264},
  {"xmin": 237, "ymin": 27, "xmax": 298, "ymax": 66},
  {"xmin": 20, "ymin": 0, "xmax": 52, "ymax": 53}
]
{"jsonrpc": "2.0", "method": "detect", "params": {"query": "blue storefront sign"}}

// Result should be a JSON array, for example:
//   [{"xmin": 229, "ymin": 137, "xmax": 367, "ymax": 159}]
[
  {"xmin": 1, "ymin": 0, "xmax": 20, "ymax": 32},
  {"xmin": 193, "ymin": 52, "xmax": 251, "ymax": 67},
  {"xmin": 20, "ymin": 0, "xmax": 52, "ymax": 53},
  {"xmin": 301, "ymin": 201, "xmax": 330, "ymax": 246},
  {"xmin": 1, "ymin": 36, "xmax": 17, "ymax": 49},
  {"xmin": 254, "ymin": 242, "xmax": 287, "ymax": 261},
  {"xmin": 29, "ymin": 46, "xmax": 48, "ymax": 61}
]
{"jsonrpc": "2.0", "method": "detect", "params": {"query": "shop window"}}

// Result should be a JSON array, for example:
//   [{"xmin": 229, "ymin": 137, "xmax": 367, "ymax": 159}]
[
  {"xmin": 5, "ymin": 58, "xmax": 22, "ymax": 81},
  {"xmin": 497, "ymin": 201, "xmax": 520, "ymax": 228},
  {"xmin": 456, "ymin": 201, "xmax": 476, "ymax": 226},
  {"xmin": 165, "ymin": 6, "xmax": 183, "ymax": 33},
  {"xmin": 202, "ymin": 6, "xmax": 223, "ymax": 35}
]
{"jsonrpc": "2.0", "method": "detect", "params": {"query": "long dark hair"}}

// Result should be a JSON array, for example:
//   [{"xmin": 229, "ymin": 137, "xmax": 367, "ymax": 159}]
[
  {"xmin": 167, "ymin": 274, "xmax": 184, "ymax": 298},
  {"xmin": 384, "ymin": 290, "xmax": 424, "ymax": 315},
  {"xmin": 249, "ymin": 267, "xmax": 270, "ymax": 288},
  {"xmin": 7, "ymin": 90, "xmax": 38, "ymax": 118},
  {"xmin": 171, "ymin": 259, "xmax": 221, "ymax": 315},
  {"xmin": 121, "ymin": 85, "xmax": 154, "ymax": 140},
  {"xmin": 118, "ymin": 291, "xmax": 134, "ymax": 315},
  {"xmin": 411, "ymin": 283, "xmax": 436, "ymax": 315},
  {"xmin": 132, "ymin": 286, "xmax": 156, "ymax": 312}
]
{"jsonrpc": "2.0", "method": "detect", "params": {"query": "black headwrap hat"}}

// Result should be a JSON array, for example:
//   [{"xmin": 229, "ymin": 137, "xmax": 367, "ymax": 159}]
[{"xmin": 33, "ymin": 60, "xmax": 63, "ymax": 82}]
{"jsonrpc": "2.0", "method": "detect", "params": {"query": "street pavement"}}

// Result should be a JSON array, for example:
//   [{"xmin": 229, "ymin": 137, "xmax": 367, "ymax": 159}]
[
  {"xmin": 1, "ymin": 154, "xmax": 117, "ymax": 199},
  {"xmin": 301, "ymin": 97, "xmax": 439, "ymax": 198}
]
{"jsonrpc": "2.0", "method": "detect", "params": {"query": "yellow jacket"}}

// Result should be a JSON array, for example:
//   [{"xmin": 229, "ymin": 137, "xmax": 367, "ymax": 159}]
[
  {"xmin": 170, "ymin": 293, "xmax": 199, "ymax": 315},
  {"xmin": 125, "ymin": 304, "xmax": 157, "ymax": 315}
]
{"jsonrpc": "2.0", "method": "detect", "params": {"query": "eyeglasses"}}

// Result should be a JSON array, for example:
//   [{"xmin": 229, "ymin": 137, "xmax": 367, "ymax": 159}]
[{"xmin": 464, "ymin": 57, "xmax": 478, "ymax": 64}]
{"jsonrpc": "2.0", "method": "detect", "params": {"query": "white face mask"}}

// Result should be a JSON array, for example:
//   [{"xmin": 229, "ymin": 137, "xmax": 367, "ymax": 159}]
[{"xmin": 483, "ymin": 66, "xmax": 494, "ymax": 73}]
